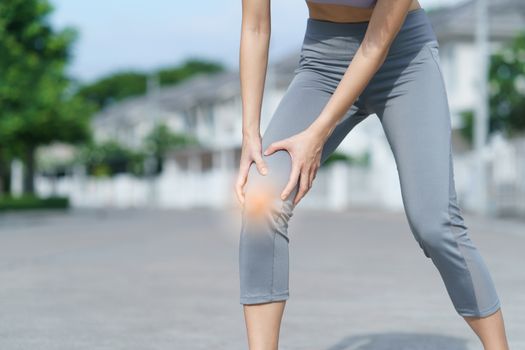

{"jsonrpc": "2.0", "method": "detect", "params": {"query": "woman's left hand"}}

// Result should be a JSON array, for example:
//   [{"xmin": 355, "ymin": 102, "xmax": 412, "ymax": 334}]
[{"xmin": 263, "ymin": 127, "xmax": 326, "ymax": 206}]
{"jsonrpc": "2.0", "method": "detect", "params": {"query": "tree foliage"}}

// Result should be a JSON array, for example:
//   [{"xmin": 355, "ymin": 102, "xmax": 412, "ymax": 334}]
[
  {"xmin": 0, "ymin": 0, "xmax": 92, "ymax": 146},
  {"xmin": 144, "ymin": 123, "xmax": 199, "ymax": 174},
  {"xmin": 76, "ymin": 59, "xmax": 225, "ymax": 111},
  {"xmin": 75, "ymin": 72, "xmax": 148, "ymax": 111},
  {"xmin": 460, "ymin": 31, "xmax": 525, "ymax": 143},
  {"xmin": 0, "ymin": 0, "xmax": 93, "ymax": 194},
  {"xmin": 157, "ymin": 58, "xmax": 223, "ymax": 86},
  {"xmin": 488, "ymin": 30, "xmax": 525, "ymax": 136},
  {"xmin": 322, "ymin": 151, "xmax": 370, "ymax": 168},
  {"xmin": 76, "ymin": 141, "xmax": 146, "ymax": 177}
]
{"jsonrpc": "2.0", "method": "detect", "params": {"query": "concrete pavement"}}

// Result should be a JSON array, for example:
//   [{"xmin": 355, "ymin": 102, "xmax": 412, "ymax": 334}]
[{"xmin": 0, "ymin": 207, "xmax": 523, "ymax": 349}]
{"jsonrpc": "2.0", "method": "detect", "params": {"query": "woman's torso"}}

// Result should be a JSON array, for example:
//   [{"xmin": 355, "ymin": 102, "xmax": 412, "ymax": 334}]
[{"xmin": 306, "ymin": 0, "xmax": 421, "ymax": 23}]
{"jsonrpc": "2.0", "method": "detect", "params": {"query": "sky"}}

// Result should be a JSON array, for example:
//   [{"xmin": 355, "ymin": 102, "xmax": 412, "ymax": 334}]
[{"xmin": 49, "ymin": 0, "xmax": 461, "ymax": 84}]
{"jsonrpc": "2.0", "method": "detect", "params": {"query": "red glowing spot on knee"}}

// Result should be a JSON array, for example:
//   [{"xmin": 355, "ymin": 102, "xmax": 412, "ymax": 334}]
[{"xmin": 244, "ymin": 183, "xmax": 277, "ymax": 219}]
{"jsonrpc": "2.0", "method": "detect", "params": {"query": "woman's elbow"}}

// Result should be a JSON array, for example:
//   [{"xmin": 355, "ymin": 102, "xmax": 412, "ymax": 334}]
[
  {"xmin": 361, "ymin": 39, "xmax": 390, "ymax": 61},
  {"xmin": 241, "ymin": 0, "xmax": 271, "ymax": 34},
  {"xmin": 244, "ymin": 22, "xmax": 270, "ymax": 35},
  {"xmin": 241, "ymin": 12, "xmax": 271, "ymax": 35}
]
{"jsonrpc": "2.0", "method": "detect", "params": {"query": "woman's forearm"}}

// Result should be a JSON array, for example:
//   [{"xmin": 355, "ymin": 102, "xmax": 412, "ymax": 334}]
[
  {"xmin": 239, "ymin": 27, "xmax": 271, "ymax": 139},
  {"xmin": 308, "ymin": 44, "xmax": 388, "ymax": 140},
  {"xmin": 307, "ymin": 0, "xmax": 413, "ymax": 141}
]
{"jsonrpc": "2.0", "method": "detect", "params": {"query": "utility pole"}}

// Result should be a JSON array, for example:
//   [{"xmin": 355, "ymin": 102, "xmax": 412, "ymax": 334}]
[
  {"xmin": 146, "ymin": 72, "xmax": 161, "ymax": 207},
  {"xmin": 473, "ymin": 0, "xmax": 490, "ymax": 215},
  {"xmin": 147, "ymin": 72, "xmax": 160, "ymax": 123}
]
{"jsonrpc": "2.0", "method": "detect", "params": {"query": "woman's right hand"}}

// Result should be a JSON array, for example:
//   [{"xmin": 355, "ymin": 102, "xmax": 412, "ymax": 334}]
[{"xmin": 235, "ymin": 134, "xmax": 269, "ymax": 206}]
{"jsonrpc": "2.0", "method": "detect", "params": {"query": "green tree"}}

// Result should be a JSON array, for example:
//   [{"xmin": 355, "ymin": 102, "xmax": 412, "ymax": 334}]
[
  {"xmin": 75, "ymin": 72, "xmax": 148, "ymax": 110},
  {"xmin": 157, "ymin": 58, "xmax": 224, "ymax": 86},
  {"xmin": 77, "ymin": 141, "xmax": 146, "ymax": 177},
  {"xmin": 76, "ymin": 59, "xmax": 225, "ymax": 112},
  {"xmin": 0, "ymin": 0, "xmax": 93, "ymax": 195},
  {"xmin": 488, "ymin": 31, "xmax": 525, "ymax": 136},
  {"xmin": 322, "ymin": 150, "xmax": 370, "ymax": 168},
  {"xmin": 144, "ymin": 123, "xmax": 199, "ymax": 174},
  {"xmin": 460, "ymin": 31, "xmax": 525, "ymax": 143}
]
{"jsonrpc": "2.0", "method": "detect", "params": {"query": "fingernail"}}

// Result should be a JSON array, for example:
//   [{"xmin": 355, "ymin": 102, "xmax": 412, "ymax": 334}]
[
  {"xmin": 281, "ymin": 194, "xmax": 286, "ymax": 200},
  {"xmin": 262, "ymin": 167, "xmax": 268, "ymax": 175}
]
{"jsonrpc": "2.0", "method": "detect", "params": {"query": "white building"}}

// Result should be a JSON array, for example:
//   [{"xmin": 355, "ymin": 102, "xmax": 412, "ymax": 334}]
[{"xmin": 37, "ymin": 0, "xmax": 525, "ymax": 216}]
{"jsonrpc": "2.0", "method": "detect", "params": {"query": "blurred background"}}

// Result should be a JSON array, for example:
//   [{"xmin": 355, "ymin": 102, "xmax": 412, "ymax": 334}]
[
  {"xmin": 0, "ymin": 0, "xmax": 524, "ymax": 216},
  {"xmin": 0, "ymin": 0, "xmax": 524, "ymax": 349}
]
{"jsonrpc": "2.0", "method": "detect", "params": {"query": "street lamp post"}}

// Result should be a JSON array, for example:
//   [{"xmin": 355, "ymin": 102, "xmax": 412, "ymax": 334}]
[{"xmin": 473, "ymin": 0, "xmax": 490, "ymax": 215}]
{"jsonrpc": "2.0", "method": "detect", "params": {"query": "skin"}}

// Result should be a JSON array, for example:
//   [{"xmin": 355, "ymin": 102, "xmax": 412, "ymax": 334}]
[{"xmin": 236, "ymin": 0, "xmax": 510, "ymax": 349}]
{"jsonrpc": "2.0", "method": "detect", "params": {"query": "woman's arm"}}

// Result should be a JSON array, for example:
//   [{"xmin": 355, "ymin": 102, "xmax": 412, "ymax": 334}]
[
  {"xmin": 263, "ymin": 0, "xmax": 414, "ymax": 205},
  {"xmin": 235, "ymin": 0, "xmax": 271, "ymax": 205},
  {"xmin": 308, "ymin": 0, "xmax": 413, "ymax": 140},
  {"xmin": 239, "ymin": 0, "xmax": 271, "ymax": 139}
]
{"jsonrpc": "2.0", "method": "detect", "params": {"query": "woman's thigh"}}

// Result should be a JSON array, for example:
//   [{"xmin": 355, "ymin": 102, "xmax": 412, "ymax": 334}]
[
  {"xmin": 370, "ymin": 42, "xmax": 502, "ymax": 316},
  {"xmin": 370, "ymin": 41, "xmax": 452, "ymax": 228},
  {"xmin": 245, "ymin": 69, "xmax": 370, "ymax": 212}
]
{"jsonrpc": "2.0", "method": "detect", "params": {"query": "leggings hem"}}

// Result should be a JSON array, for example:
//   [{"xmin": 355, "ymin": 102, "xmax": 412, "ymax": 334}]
[
  {"xmin": 456, "ymin": 298, "xmax": 501, "ymax": 318},
  {"xmin": 240, "ymin": 292, "xmax": 289, "ymax": 305}
]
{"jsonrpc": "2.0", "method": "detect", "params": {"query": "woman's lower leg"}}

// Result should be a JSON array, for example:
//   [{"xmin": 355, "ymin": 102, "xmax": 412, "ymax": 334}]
[
  {"xmin": 463, "ymin": 308, "xmax": 510, "ymax": 350},
  {"xmin": 243, "ymin": 301, "xmax": 287, "ymax": 350}
]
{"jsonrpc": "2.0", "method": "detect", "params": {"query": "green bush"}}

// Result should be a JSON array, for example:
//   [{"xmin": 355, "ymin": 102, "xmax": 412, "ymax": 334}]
[
  {"xmin": 322, "ymin": 151, "xmax": 370, "ymax": 167},
  {"xmin": 0, "ymin": 195, "xmax": 70, "ymax": 211},
  {"xmin": 76, "ymin": 141, "xmax": 146, "ymax": 177}
]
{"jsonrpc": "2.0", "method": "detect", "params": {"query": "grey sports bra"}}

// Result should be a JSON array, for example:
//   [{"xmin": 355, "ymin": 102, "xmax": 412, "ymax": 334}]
[{"xmin": 306, "ymin": 0, "xmax": 377, "ymax": 8}]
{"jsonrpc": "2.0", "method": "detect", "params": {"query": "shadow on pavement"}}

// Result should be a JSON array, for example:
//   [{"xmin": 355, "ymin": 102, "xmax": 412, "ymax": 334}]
[{"xmin": 326, "ymin": 332, "xmax": 470, "ymax": 350}]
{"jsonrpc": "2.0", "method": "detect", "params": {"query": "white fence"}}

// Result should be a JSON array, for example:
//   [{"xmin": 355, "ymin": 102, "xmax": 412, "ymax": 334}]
[
  {"xmin": 35, "ymin": 161, "xmax": 373, "ymax": 211},
  {"xmin": 34, "ymin": 135, "xmax": 525, "ymax": 218},
  {"xmin": 488, "ymin": 136, "xmax": 525, "ymax": 216}
]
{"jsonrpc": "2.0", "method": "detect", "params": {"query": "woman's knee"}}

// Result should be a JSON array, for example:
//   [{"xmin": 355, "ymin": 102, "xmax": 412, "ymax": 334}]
[
  {"xmin": 242, "ymin": 149, "xmax": 297, "ymax": 240},
  {"xmin": 406, "ymin": 207, "xmax": 453, "ymax": 256}
]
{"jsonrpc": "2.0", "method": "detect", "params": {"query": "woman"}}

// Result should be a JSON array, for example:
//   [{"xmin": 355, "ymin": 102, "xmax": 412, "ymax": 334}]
[{"xmin": 235, "ymin": 0, "xmax": 510, "ymax": 349}]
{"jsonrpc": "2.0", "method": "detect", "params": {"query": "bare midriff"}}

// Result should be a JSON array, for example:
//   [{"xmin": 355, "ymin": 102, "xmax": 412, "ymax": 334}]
[{"xmin": 307, "ymin": 0, "xmax": 421, "ymax": 23}]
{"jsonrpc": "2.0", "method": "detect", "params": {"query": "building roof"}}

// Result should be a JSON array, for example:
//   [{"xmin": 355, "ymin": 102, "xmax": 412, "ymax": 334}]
[
  {"xmin": 92, "ymin": 71, "xmax": 239, "ymax": 125},
  {"xmin": 92, "ymin": 65, "xmax": 297, "ymax": 126},
  {"xmin": 428, "ymin": 0, "xmax": 525, "ymax": 41}
]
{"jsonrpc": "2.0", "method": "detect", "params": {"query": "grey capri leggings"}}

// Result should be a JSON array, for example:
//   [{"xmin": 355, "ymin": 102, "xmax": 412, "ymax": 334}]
[{"xmin": 238, "ymin": 8, "xmax": 501, "ymax": 318}]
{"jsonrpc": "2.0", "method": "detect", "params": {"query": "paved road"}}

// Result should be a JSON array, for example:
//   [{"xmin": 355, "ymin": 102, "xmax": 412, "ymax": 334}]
[{"xmin": 0, "ymin": 207, "xmax": 523, "ymax": 350}]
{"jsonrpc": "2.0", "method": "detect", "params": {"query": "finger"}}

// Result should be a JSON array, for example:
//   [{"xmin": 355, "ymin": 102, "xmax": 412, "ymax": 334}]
[
  {"xmin": 294, "ymin": 170, "xmax": 311, "ymax": 206},
  {"xmin": 309, "ymin": 165, "xmax": 318, "ymax": 188},
  {"xmin": 281, "ymin": 165, "xmax": 300, "ymax": 201},
  {"xmin": 263, "ymin": 140, "xmax": 285, "ymax": 156},
  {"xmin": 234, "ymin": 181, "xmax": 244, "ymax": 207},
  {"xmin": 235, "ymin": 175, "xmax": 246, "ymax": 205},
  {"xmin": 235, "ymin": 161, "xmax": 251, "ymax": 204},
  {"xmin": 253, "ymin": 153, "xmax": 268, "ymax": 175}
]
